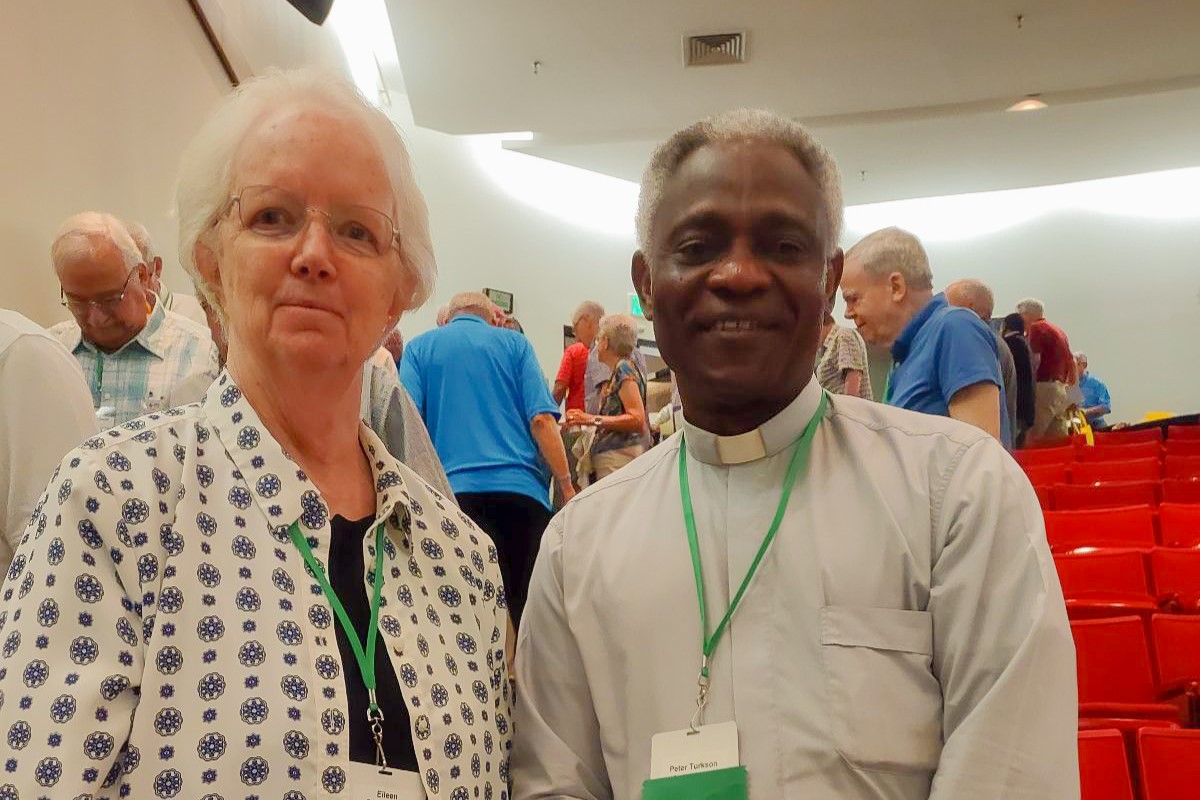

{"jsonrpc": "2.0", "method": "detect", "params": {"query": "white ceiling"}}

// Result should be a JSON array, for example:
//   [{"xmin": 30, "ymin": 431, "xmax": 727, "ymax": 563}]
[{"xmin": 386, "ymin": 0, "xmax": 1200, "ymax": 203}]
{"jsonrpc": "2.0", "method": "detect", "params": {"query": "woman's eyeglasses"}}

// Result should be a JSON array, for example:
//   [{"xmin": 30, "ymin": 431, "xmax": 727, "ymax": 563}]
[{"xmin": 227, "ymin": 185, "xmax": 400, "ymax": 258}]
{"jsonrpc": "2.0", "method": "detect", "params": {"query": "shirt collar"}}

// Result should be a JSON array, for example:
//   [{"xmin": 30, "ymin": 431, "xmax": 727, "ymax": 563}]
[
  {"xmin": 891, "ymin": 293, "xmax": 946, "ymax": 363},
  {"xmin": 681, "ymin": 378, "xmax": 824, "ymax": 466},
  {"xmin": 203, "ymin": 370, "xmax": 416, "ymax": 539},
  {"xmin": 450, "ymin": 314, "xmax": 489, "ymax": 328},
  {"xmin": 70, "ymin": 298, "xmax": 169, "ymax": 359}
]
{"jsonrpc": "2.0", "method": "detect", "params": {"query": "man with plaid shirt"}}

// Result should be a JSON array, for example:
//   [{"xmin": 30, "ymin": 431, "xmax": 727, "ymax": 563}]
[{"xmin": 50, "ymin": 212, "xmax": 216, "ymax": 426}]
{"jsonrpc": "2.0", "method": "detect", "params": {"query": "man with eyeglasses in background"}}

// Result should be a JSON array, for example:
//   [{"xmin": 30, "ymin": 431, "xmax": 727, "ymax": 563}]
[{"xmin": 49, "ymin": 212, "xmax": 217, "ymax": 426}]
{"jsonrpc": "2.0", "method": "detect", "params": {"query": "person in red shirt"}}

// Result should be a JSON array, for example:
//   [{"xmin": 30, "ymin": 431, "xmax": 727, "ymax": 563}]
[
  {"xmin": 1018, "ymin": 297, "xmax": 1076, "ymax": 444},
  {"xmin": 552, "ymin": 301, "xmax": 605, "ymax": 495},
  {"xmin": 553, "ymin": 301, "xmax": 605, "ymax": 412}
]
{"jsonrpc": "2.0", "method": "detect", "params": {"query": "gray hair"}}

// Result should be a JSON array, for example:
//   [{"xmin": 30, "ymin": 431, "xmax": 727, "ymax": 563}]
[
  {"xmin": 571, "ymin": 300, "xmax": 605, "ymax": 326},
  {"xmin": 174, "ymin": 67, "xmax": 436, "ymax": 320},
  {"xmin": 845, "ymin": 227, "xmax": 933, "ymax": 291},
  {"xmin": 447, "ymin": 292, "xmax": 494, "ymax": 322},
  {"xmin": 435, "ymin": 304, "xmax": 452, "ymax": 326},
  {"xmin": 51, "ymin": 212, "xmax": 143, "ymax": 274},
  {"xmin": 597, "ymin": 314, "xmax": 639, "ymax": 358},
  {"xmin": 1016, "ymin": 298, "xmax": 1045, "ymax": 319},
  {"xmin": 636, "ymin": 108, "xmax": 843, "ymax": 256},
  {"xmin": 945, "ymin": 278, "xmax": 995, "ymax": 319},
  {"xmin": 126, "ymin": 222, "xmax": 157, "ymax": 263}
]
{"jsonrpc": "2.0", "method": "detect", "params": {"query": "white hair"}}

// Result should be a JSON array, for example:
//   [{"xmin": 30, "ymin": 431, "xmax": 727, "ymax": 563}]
[
  {"xmin": 51, "ymin": 212, "xmax": 143, "ymax": 274},
  {"xmin": 597, "ymin": 314, "xmax": 639, "ymax": 357},
  {"xmin": 126, "ymin": 221, "xmax": 156, "ymax": 263},
  {"xmin": 174, "ymin": 67, "xmax": 436, "ymax": 320},
  {"xmin": 845, "ymin": 227, "xmax": 933, "ymax": 291},
  {"xmin": 571, "ymin": 300, "xmax": 605, "ymax": 326},
  {"xmin": 1016, "ymin": 298, "xmax": 1045, "ymax": 319},
  {"xmin": 636, "ymin": 108, "xmax": 844, "ymax": 256},
  {"xmin": 447, "ymin": 292, "xmax": 494, "ymax": 321}
]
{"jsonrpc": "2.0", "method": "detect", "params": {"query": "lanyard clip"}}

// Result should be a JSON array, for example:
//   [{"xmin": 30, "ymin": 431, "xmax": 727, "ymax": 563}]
[
  {"xmin": 367, "ymin": 695, "xmax": 388, "ymax": 769},
  {"xmin": 690, "ymin": 656, "xmax": 711, "ymax": 733}
]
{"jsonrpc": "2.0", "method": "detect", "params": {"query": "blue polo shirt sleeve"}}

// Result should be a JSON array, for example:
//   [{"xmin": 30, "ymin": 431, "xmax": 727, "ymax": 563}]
[
  {"xmin": 937, "ymin": 311, "xmax": 1003, "ymax": 405},
  {"xmin": 516, "ymin": 338, "xmax": 561, "ymax": 423},
  {"xmin": 399, "ymin": 345, "xmax": 425, "ymax": 417}
]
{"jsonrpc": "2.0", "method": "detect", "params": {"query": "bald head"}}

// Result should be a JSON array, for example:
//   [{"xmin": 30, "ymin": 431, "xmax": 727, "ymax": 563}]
[{"xmin": 945, "ymin": 278, "xmax": 995, "ymax": 321}]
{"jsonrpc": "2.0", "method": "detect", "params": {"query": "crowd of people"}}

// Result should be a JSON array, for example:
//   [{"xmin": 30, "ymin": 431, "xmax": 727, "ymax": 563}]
[{"xmin": 0, "ymin": 66, "xmax": 1096, "ymax": 798}]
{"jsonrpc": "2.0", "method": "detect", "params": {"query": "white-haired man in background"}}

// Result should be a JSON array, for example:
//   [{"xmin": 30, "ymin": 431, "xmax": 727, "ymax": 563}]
[
  {"xmin": 514, "ymin": 110, "xmax": 1076, "ymax": 799},
  {"xmin": 945, "ymin": 278, "xmax": 1018, "ymax": 450},
  {"xmin": 1017, "ymin": 297, "xmax": 1077, "ymax": 443},
  {"xmin": 50, "ymin": 212, "xmax": 217, "ymax": 425},
  {"xmin": 841, "ymin": 228, "xmax": 1010, "ymax": 447},
  {"xmin": 126, "ymin": 221, "xmax": 208, "ymax": 326}
]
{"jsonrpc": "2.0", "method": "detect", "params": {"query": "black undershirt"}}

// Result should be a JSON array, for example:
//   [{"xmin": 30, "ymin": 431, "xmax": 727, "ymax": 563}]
[{"xmin": 328, "ymin": 514, "xmax": 417, "ymax": 770}]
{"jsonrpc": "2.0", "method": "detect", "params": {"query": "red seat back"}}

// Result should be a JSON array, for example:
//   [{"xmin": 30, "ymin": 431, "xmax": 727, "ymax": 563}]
[
  {"xmin": 1137, "ymin": 727, "xmax": 1200, "ymax": 800},
  {"xmin": 1045, "ymin": 506, "xmax": 1157, "ymax": 553},
  {"xmin": 1165, "ymin": 440, "xmax": 1200, "ymax": 458},
  {"xmin": 1071, "ymin": 459, "xmax": 1163, "ymax": 485},
  {"xmin": 1094, "ymin": 429, "xmax": 1164, "ymax": 445},
  {"xmin": 1015, "ymin": 445, "xmax": 1076, "ymax": 467},
  {"xmin": 1053, "ymin": 481, "xmax": 1160, "ymax": 511},
  {"xmin": 1072, "ymin": 616, "xmax": 1160, "ymax": 703},
  {"xmin": 1160, "ymin": 504, "xmax": 1200, "ymax": 549},
  {"xmin": 1168, "ymin": 426, "xmax": 1200, "ymax": 441},
  {"xmin": 1151, "ymin": 549, "xmax": 1200, "ymax": 612},
  {"xmin": 1023, "ymin": 463, "xmax": 1071, "ymax": 486},
  {"xmin": 1078, "ymin": 442, "xmax": 1164, "ymax": 462},
  {"xmin": 1162, "ymin": 479, "xmax": 1200, "ymax": 505},
  {"xmin": 1078, "ymin": 729, "xmax": 1135, "ymax": 800},
  {"xmin": 1150, "ymin": 615, "xmax": 1200, "ymax": 691},
  {"xmin": 1056, "ymin": 551, "xmax": 1151, "ymax": 598},
  {"xmin": 1165, "ymin": 457, "xmax": 1200, "ymax": 481}
]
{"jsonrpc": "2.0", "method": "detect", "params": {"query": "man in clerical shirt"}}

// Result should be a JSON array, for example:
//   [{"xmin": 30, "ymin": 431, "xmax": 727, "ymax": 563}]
[{"xmin": 512, "ymin": 109, "xmax": 1078, "ymax": 800}]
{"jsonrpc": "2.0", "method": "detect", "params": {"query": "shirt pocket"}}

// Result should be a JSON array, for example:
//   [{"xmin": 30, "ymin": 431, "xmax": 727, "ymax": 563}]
[{"xmin": 819, "ymin": 605, "xmax": 943, "ymax": 773}]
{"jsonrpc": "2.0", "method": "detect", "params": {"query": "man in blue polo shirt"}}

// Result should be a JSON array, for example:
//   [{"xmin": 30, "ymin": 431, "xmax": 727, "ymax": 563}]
[
  {"xmin": 401, "ymin": 292, "xmax": 574, "ymax": 626},
  {"xmin": 841, "ymin": 227, "xmax": 1010, "ymax": 448}
]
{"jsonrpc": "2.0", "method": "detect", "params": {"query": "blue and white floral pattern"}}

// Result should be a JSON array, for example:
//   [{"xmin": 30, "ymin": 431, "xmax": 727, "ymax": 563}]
[{"xmin": 0, "ymin": 370, "xmax": 512, "ymax": 798}]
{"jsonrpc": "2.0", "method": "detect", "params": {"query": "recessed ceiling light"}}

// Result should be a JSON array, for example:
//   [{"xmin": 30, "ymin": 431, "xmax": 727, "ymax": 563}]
[{"xmin": 1007, "ymin": 95, "xmax": 1048, "ymax": 112}]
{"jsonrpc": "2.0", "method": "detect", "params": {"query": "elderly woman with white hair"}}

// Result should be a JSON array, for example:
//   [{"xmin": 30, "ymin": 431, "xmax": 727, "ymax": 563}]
[
  {"xmin": 565, "ymin": 314, "xmax": 648, "ymax": 481},
  {"xmin": 0, "ymin": 69, "xmax": 511, "ymax": 799}
]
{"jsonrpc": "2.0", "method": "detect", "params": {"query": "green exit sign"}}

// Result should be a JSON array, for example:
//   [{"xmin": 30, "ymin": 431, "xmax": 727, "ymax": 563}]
[{"xmin": 628, "ymin": 292, "xmax": 644, "ymax": 318}]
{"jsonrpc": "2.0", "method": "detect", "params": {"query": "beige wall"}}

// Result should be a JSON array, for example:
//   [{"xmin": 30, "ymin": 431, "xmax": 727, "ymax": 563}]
[{"xmin": 3, "ymin": 0, "xmax": 231, "ymax": 326}]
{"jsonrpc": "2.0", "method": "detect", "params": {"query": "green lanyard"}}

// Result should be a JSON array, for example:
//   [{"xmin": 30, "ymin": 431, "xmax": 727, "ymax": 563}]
[
  {"xmin": 288, "ymin": 521, "xmax": 390, "ymax": 766},
  {"xmin": 677, "ymin": 391, "xmax": 828, "ymax": 728},
  {"xmin": 883, "ymin": 361, "xmax": 897, "ymax": 405},
  {"xmin": 94, "ymin": 354, "xmax": 104, "ymax": 397}
]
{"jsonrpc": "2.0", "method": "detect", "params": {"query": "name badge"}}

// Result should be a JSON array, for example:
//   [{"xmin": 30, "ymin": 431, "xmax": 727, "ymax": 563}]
[
  {"xmin": 650, "ymin": 721, "xmax": 740, "ymax": 780},
  {"xmin": 347, "ymin": 762, "xmax": 425, "ymax": 800}
]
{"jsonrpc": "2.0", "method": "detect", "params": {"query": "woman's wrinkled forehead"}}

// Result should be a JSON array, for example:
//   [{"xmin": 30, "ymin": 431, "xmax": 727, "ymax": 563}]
[{"xmin": 230, "ymin": 104, "xmax": 394, "ymax": 215}]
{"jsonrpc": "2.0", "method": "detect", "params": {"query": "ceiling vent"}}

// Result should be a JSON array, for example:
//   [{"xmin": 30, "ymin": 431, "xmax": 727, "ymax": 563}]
[{"xmin": 684, "ymin": 33, "xmax": 746, "ymax": 67}]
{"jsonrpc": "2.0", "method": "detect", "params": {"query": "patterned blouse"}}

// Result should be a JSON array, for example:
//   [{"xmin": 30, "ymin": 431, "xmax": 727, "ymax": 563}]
[
  {"xmin": 0, "ymin": 370, "xmax": 512, "ymax": 799},
  {"xmin": 591, "ymin": 359, "xmax": 647, "ymax": 455},
  {"xmin": 815, "ymin": 324, "xmax": 874, "ymax": 400}
]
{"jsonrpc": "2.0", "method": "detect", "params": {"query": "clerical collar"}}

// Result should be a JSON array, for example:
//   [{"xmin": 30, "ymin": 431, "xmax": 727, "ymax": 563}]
[{"xmin": 681, "ymin": 380, "xmax": 825, "ymax": 466}]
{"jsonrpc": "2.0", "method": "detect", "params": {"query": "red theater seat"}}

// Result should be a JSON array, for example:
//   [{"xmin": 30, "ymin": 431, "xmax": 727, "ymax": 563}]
[
  {"xmin": 1053, "ymin": 481, "xmax": 1160, "ymax": 511},
  {"xmin": 1071, "ymin": 459, "xmax": 1163, "ymax": 485},
  {"xmin": 1078, "ymin": 729, "xmax": 1135, "ymax": 800},
  {"xmin": 1023, "ymin": 463, "xmax": 1071, "ymax": 486},
  {"xmin": 1168, "ymin": 426, "xmax": 1200, "ymax": 441},
  {"xmin": 1077, "ymin": 442, "xmax": 1164, "ymax": 462},
  {"xmin": 1094, "ymin": 429, "xmax": 1164, "ymax": 445},
  {"xmin": 1165, "ymin": 457, "xmax": 1200, "ymax": 481},
  {"xmin": 1159, "ymin": 504, "xmax": 1200, "ymax": 549},
  {"xmin": 1161, "ymin": 479, "xmax": 1200, "ymax": 505},
  {"xmin": 1151, "ymin": 549, "xmax": 1200, "ymax": 613},
  {"xmin": 1055, "ymin": 551, "xmax": 1154, "ymax": 620},
  {"xmin": 1137, "ymin": 727, "xmax": 1200, "ymax": 800},
  {"xmin": 1044, "ymin": 506, "xmax": 1156, "ymax": 553},
  {"xmin": 1164, "ymin": 440, "xmax": 1200, "ymax": 458},
  {"xmin": 1072, "ymin": 616, "xmax": 1179, "ymax": 724},
  {"xmin": 1015, "ymin": 445, "xmax": 1076, "ymax": 467}
]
